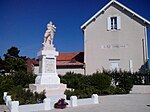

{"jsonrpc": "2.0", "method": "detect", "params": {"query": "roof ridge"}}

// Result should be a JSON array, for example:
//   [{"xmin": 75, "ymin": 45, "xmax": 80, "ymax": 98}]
[
  {"xmin": 59, "ymin": 52, "xmax": 80, "ymax": 54},
  {"xmin": 57, "ymin": 52, "xmax": 80, "ymax": 61},
  {"xmin": 81, "ymin": 0, "xmax": 150, "ymax": 29}
]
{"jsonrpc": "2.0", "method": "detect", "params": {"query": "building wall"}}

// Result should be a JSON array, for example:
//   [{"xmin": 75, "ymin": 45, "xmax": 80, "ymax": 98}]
[
  {"xmin": 33, "ymin": 66, "xmax": 84, "ymax": 75},
  {"xmin": 130, "ymin": 85, "xmax": 150, "ymax": 94},
  {"xmin": 34, "ymin": 66, "xmax": 39, "ymax": 74},
  {"xmin": 84, "ymin": 5, "xmax": 147, "ymax": 74},
  {"xmin": 57, "ymin": 68, "xmax": 84, "ymax": 76}
]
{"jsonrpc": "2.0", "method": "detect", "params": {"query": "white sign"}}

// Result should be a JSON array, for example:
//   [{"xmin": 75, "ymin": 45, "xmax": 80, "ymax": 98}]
[{"xmin": 101, "ymin": 44, "xmax": 128, "ymax": 49}]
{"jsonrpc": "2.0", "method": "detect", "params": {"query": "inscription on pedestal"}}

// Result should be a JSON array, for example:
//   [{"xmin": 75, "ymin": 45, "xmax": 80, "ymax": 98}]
[{"xmin": 45, "ymin": 58, "xmax": 55, "ymax": 73}]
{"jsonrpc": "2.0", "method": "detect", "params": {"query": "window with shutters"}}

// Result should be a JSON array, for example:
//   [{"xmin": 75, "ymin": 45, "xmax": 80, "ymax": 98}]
[
  {"xmin": 111, "ymin": 17, "xmax": 117, "ymax": 29},
  {"xmin": 107, "ymin": 16, "xmax": 121, "ymax": 31}
]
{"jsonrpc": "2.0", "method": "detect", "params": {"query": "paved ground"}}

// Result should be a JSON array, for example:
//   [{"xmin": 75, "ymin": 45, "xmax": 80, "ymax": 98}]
[
  {"xmin": 43, "ymin": 94, "xmax": 150, "ymax": 112},
  {"xmin": 1, "ymin": 94, "xmax": 150, "ymax": 112},
  {"xmin": 0, "ymin": 105, "xmax": 9, "ymax": 112}
]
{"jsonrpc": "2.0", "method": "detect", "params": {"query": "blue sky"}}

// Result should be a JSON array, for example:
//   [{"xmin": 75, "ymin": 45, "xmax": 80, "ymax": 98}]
[{"xmin": 0, "ymin": 0, "xmax": 150, "ymax": 59}]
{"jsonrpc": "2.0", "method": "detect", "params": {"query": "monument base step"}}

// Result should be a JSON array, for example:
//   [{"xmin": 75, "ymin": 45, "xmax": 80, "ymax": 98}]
[
  {"xmin": 48, "ymin": 95, "xmax": 66, "ymax": 102},
  {"xmin": 29, "ymin": 83, "xmax": 66, "ymax": 97},
  {"xmin": 35, "ymin": 74, "xmax": 60, "ymax": 85}
]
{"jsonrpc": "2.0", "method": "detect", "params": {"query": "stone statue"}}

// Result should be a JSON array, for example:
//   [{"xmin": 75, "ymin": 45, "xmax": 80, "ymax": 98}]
[{"xmin": 43, "ymin": 21, "xmax": 56, "ymax": 47}]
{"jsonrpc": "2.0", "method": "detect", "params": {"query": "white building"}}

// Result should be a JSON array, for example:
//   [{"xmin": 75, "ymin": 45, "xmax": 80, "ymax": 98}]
[{"xmin": 81, "ymin": 0, "xmax": 150, "ymax": 74}]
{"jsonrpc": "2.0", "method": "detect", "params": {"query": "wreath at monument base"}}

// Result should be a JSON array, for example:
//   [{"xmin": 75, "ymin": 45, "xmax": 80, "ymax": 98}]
[{"xmin": 54, "ymin": 98, "xmax": 68, "ymax": 109}]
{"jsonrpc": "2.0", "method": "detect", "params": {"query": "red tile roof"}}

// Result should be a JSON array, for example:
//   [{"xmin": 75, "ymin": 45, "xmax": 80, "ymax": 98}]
[
  {"xmin": 27, "ymin": 52, "xmax": 84, "ymax": 71},
  {"xmin": 57, "ymin": 52, "xmax": 84, "ymax": 66},
  {"xmin": 57, "ymin": 52, "xmax": 80, "ymax": 61},
  {"xmin": 27, "ymin": 59, "xmax": 39, "ymax": 73},
  {"xmin": 27, "ymin": 59, "xmax": 39, "ymax": 65},
  {"xmin": 57, "ymin": 61, "xmax": 83, "ymax": 66}
]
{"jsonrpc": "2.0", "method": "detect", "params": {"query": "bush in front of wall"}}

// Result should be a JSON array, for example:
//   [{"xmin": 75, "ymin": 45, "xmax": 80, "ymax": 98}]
[
  {"xmin": 91, "ymin": 72, "xmax": 111, "ymax": 92},
  {"xmin": 60, "ymin": 72, "xmax": 83, "ymax": 89},
  {"xmin": 102, "ymin": 86, "xmax": 116, "ymax": 95},
  {"xmin": 115, "ymin": 87, "xmax": 126, "ymax": 94},
  {"xmin": 8, "ymin": 86, "xmax": 46, "ymax": 105},
  {"xmin": 62, "ymin": 72, "xmax": 112, "ymax": 98},
  {"xmin": 62, "ymin": 70, "xmax": 146, "ymax": 98},
  {"xmin": 0, "ymin": 71, "xmax": 36, "ymax": 104},
  {"xmin": 103, "ymin": 70, "xmax": 134, "ymax": 94}
]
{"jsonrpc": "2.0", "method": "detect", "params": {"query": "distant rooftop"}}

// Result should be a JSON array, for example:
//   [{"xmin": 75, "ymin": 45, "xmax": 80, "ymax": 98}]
[{"xmin": 27, "ymin": 52, "xmax": 84, "ymax": 73}]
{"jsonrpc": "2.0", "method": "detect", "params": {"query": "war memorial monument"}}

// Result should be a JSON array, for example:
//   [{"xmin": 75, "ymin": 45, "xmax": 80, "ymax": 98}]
[{"xmin": 29, "ymin": 21, "xmax": 66, "ymax": 100}]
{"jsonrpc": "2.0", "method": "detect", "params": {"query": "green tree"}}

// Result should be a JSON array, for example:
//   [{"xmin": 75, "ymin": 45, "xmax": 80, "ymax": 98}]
[
  {"xmin": 2, "ymin": 47, "xmax": 27, "ymax": 73},
  {"xmin": 0, "ymin": 57, "xmax": 5, "ymax": 74},
  {"xmin": 4, "ymin": 46, "xmax": 20, "ymax": 59},
  {"xmin": 12, "ymin": 71, "xmax": 36, "ymax": 88},
  {"xmin": 0, "ymin": 57, "xmax": 2, "ymax": 69},
  {"xmin": 4, "ymin": 57, "xmax": 26, "ymax": 73}
]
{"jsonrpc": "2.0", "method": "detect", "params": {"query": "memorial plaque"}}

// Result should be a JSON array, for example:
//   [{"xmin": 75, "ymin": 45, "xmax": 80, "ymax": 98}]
[{"xmin": 44, "ymin": 58, "xmax": 55, "ymax": 73}]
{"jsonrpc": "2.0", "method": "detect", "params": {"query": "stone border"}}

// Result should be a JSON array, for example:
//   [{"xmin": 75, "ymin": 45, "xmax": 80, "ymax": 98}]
[{"xmin": 3, "ymin": 92, "xmax": 99, "ymax": 112}]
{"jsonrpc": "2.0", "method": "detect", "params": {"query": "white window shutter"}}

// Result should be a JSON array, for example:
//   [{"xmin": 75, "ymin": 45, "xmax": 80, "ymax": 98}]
[
  {"xmin": 107, "ymin": 17, "xmax": 111, "ymax": 31},
  {"xmin": 129, "ymin": 60, "xmax": 133, "ymax": 73},
  {"xmin": 117, "ymin": 16, "xmax": 121, "ymax": 30}
]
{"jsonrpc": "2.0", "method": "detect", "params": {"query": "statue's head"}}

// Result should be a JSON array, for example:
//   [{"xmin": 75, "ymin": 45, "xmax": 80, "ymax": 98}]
[
  {"xmin": 49, "ymin": 21, "xmax": 52, "ymax": 25},
  {"xmin": 46, "ymin": 21, "xmax": 56, "ymax": 32},
  {"xmin": 47, "ymin": 21, "xmax": 54, "ymax": 29}
]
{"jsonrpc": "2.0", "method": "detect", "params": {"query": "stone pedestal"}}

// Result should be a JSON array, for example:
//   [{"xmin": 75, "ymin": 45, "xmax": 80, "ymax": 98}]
[
  {"xmin": 30, "ymin": 48, "xmax": 66, "ymax": 100},
  {"xmin": 35, "ymin": 50, "xmax": 60, "ymax": 85}
]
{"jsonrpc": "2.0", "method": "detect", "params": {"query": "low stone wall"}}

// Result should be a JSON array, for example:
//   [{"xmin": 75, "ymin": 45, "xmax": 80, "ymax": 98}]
[
  {"xmin": 69, "ymin": 94, "xmax": 99, "ymax": 107},
  {"xmin": 3, "ymin": 92, "xmax": 99, "ymax": 112},
  {"xmin": 3, "ymin": 92, "xmax": 51, "ymax": 112},
  {"xmin": 130, "ymin": 85, "xmax": 150, "ymax": 94}
]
